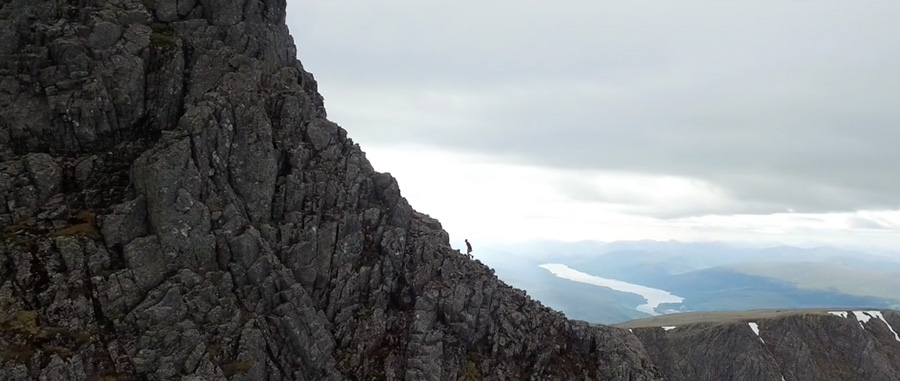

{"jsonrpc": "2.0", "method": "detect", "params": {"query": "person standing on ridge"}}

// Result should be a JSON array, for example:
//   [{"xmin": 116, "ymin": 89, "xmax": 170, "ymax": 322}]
[{"xmin": 465, "ymin": 239, "xmax": 473, "ymax": 258}]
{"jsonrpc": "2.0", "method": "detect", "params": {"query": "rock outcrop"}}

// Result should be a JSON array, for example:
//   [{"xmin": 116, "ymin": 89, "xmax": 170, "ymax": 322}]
[
  {"xmin": 622, "ymin": 310, "xmax": 900, "ymax": 381},
  {"xmin": 0, "ymin": 1, "xmax": 663, "ymax": 380}
]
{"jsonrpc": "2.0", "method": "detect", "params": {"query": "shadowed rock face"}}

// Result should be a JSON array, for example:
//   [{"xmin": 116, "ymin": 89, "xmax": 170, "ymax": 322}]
[
  {"xmin": 630, "ymin": 311, "xmax": 900, "ymax": 381},
  {"xmin": 0, "ymin": 1, "xmax": 663, "ymax": 380}
]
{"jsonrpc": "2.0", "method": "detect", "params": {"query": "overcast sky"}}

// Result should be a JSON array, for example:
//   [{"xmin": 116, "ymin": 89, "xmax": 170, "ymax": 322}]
[{"xmin": 286, "ymin": 2, "xmax": 900, "ymax": 250}]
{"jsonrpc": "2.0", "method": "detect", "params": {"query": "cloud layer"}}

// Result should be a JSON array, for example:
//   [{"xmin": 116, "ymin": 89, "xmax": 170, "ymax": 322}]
[{"xmin": 288, "ymin": 2, "xmax": 900, "ymax": 217}]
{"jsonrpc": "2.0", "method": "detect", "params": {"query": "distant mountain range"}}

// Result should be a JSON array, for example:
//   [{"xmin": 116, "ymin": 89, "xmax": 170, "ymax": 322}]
[{"xmin": 478, "ymin": 241, "xmax": 900, "ymax": 324}]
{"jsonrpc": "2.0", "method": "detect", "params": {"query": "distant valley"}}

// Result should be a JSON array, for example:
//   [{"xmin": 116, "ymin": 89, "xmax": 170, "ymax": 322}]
[
  {"xmin": 539, "ymin": 263, "xmax": 683, "ymax": 315},
  {"xmin": 479, "ymin": 241, "xmax": 900, "ymax": 324}
]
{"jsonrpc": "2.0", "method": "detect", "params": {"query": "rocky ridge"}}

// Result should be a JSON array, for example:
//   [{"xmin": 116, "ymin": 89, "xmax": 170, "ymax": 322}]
[
  {"xmin": 622, "ymin": 309, "xmax": 900, "ymax": 381},
  {"xmin": 0, "ymin": 0, "xmax": 663, "ymax": 380}
]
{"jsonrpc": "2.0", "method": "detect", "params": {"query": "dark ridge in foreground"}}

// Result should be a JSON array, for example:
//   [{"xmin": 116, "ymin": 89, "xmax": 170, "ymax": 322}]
[
  {"xmin": 620, "ymin": 309, "xmax": 900, "ymax": 381},
  {"xmin": 0, "ymin": 1, "xmax": 661, "ymax": 379}
]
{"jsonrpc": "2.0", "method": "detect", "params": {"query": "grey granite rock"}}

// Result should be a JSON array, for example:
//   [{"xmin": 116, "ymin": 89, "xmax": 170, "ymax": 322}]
[{"xmin": 88, "ymin": 21, "xmax": 123, "ymax": 50}]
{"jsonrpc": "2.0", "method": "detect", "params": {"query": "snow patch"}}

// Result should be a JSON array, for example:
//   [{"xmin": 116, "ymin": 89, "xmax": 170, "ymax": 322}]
[
  {"xmin": 662, "ymin": 326, "xmax": 676, "ymax": 331},
  {"xmin": 748, "ymin": 322, "xmax": 765, "ymax": 343},
  {"xmin": 853, "ymin": 311, "xmax": 872, "ymax": 328},
  {"xmin": 866, "ymin": 311, "xmax": 900, "ymax": 342},
  {"xmin": 748, "ymin": 322, "xmax": 760, "ymax": 336},
  {"xmin": 828, "ymin": 311, "xmax": 848, "ymax": 318},
  {"xmin": 848, "ymin": 310, "xmax": 900, "ymax": 341}
]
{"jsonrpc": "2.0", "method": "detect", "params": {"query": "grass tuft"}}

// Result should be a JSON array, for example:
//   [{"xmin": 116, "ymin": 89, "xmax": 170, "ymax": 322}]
[
  {"xmin": 463, "ymin": 360, "xmax": 482, "ymax": 381},
  {"xmin": 52, "ymin": 223, "xmax": 100, "ymax": 239},
  {"xmin": 222, "ymin": 359, "xmax": 255, "ymax": 376},
  {"xmin": 149, "ymin": 22, "xmax": 179, "ymax": 49}
]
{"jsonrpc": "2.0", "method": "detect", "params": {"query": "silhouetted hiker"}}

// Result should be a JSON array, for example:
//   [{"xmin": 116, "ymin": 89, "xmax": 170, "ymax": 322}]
[{"xmin": 465, "ymin": 239, "xmax": 473, "ymax": 258}]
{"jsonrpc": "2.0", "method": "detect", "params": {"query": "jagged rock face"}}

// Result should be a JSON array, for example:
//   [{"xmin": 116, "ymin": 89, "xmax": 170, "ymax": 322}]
[
  {"xmin": 0, "ymin": 1, "xmax": 663, "ymax": 380},
  {"xmin": 631, "ymin": 311, "xmax": 900, "ymax": 381}
]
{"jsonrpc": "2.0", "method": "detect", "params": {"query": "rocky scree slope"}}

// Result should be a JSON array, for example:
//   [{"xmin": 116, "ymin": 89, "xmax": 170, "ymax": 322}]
[
  {"xmin": 626, "ymin": 310, "xmax": 900, "ymax": 381},
  {"xmin": 0, "ymin": 0, "xmax": 663, "ymax": 380}
]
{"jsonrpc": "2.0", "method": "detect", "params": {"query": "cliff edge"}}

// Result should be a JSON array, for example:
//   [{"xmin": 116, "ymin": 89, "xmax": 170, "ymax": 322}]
[{"xmin": 0, "ymin": 1, "xmax": 661, "ymax": 380}]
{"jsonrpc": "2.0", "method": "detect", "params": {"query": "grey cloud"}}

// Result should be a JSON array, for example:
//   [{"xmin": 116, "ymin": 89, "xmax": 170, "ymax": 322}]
[
  {"xmin": 551, "ymin": 175, "xmax": 789, "ymax": 218},
  {"xmin": 288, "ymin": 2, "xmax": 900, "ymax": 216},
  {"xmin": 847, "ymin": 217, "xmax": 893, "ymax": 230}
]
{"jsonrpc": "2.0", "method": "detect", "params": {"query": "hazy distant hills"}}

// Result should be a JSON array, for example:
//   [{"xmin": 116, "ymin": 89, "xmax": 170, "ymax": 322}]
[
  {"xmin": 732, "ymin": 261, "xmax": 900, "ymax": 302},
  {"xmin": 479, "ymin": 241, "xmax": 900, "ymax": 324}
]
